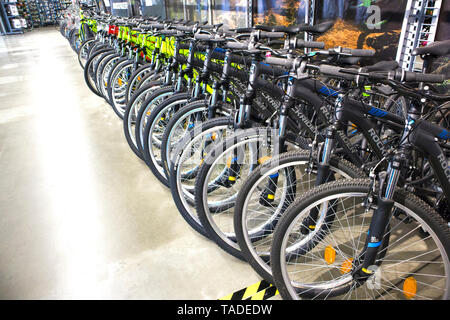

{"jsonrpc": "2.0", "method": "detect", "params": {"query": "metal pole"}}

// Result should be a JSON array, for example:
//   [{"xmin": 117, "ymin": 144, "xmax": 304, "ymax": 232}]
[
  {"xmin": 247, "ymin": 0, "xmax": 252, "ymax": 27},
  {"xmin": 208, "ymin": 0, "xmax": 213, "ymax": 24}
]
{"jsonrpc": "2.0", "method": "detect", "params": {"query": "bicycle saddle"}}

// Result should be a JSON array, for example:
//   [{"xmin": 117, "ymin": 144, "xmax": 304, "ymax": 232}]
[{"xmin": 412, "ymin": 40, "xmax": 450, "ymax": 57}]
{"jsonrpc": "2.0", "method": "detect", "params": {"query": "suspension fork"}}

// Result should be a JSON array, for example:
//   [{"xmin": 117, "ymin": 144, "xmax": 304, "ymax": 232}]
[
  {"xmin": 221, "ymin": 55, "xmax": 261, "ymax": 186},
  {"xmin": 315, "ymin": 93, "xmax": 346, "ymax": 186},
  {"xmin": 180, "ymin": 41, "xmax": 197, "ymax": 94},
  {"xmin": 355, "ymin": 101, "xmax": 419, "ymax": 280},
  {"xmin": 259, "ymin": 78, "xmax": 295, "ymax": 205},
  {"xmin": 300, "ymin": 93, "xmax": 345, "ymax": 233}
]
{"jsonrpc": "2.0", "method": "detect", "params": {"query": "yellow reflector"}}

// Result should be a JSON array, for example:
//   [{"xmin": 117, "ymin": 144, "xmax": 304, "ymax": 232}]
[
  {"xmin": 340, "ymin": 258, "xmax": 353, "ymax": 274},
  {"xmin": 118, "ymin": 78, "xmax": 122, "ymax": 86},
  {"xmin": 258, "ymin": 156, "xmax": 272, "ymax": 164},
  {"xmin": 104, "ymin": 81, "xmax": 107, "ymax": 87},
  {"xmin": 267, "ymin": 194, "xmax": 274, "ymax": 200},
  {"xmin": 324, "ymin": 246, "xmax": 336, "ymax": 264},
  {"xmin": 228, "ymin": 176, "xmax": 236, "ymax": 181},
  {"xmin": 403, "ymin": 277, "xmax": 417, "ymax": 299},
  {"xmin": 146, "ymin": 110, "xmax": 151, "ymax": 116}
]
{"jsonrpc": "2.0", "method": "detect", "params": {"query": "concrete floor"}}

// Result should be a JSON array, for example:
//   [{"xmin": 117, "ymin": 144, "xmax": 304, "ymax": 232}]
[{"xmin": 0, "ymin": 27, "xmax": 261, "ymax": 299}]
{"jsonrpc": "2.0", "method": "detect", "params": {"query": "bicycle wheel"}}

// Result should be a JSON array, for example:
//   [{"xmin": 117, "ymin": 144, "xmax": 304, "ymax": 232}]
[
  {"xmin": 169, "ymin": 117, "xmax": 235, "ymax": 237},
  {"xmin": 97, "ymin": 53, "xmax": 121, "ymax": 102},
  {"xmin": 234, "ymin": 151, "xmax": 364, "ymax": 283},
  {"xmin": 160, "ymin": 100, "xmax": 233, "ymax": 181},
  {"xmin": 194, "ymin": 127, "xmax": 288, "ymax": 260},
  {"xmin": 83, "ymin": 48, "xmax": 113, "ymax": 97},
  {"xmin": 94, "ymin": 52, "xmax": 118, "ymax": 99},
  {"xmin": 125, "ymin": 64, "xmax": 154, "ymax": 104},
  {"xmin": 271, "ymin": 179, "xmax": 450, "ymax": 300},
  {"xmin": 107, "ymin": 59, "xmax": 134, "ymax": 119},
  {"xmin": 142, "ymin": 92, "xmax": 191, "ymax": 186},
  {"xmin": 123, "ymin": 79, "xmax": 165, "ymax": 159},
  {"xmin": 134, "ymin": 85, "xmax": 176, "ymax": 156},
  {"xmin": 78, "ymin": 38, "xmax": 95, "ymax": 69}
]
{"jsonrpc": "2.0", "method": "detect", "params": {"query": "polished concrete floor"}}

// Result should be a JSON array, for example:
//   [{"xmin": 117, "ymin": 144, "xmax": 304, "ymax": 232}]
[{"xmin": 0, "ymin": 28, "xmax": 262, "ymax": 299}]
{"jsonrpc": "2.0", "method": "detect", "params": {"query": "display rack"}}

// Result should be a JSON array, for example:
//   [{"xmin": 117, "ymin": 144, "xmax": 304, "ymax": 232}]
[
  {"xmin": 16, "ymin": 0, "xmax": 32, "ymax": 30},
  {"xmin": 16, "ymin": 0, "xmax": 71, "ymax": 28},
  {"xmin": 0, "ymin": 0, "xmax": 24, "ymax": 34}
]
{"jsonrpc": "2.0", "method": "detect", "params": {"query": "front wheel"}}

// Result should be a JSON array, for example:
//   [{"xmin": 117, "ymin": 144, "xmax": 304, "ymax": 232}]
[{"xmin": 271, "ymin": 179, "xmax": 450, "ymax": 300}]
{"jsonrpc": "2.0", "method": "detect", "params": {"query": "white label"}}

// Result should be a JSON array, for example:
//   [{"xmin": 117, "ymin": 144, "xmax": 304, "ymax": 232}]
[
  {"xmin": 104, "ymin": 0, "xmax": 110, "ymax": 6},
  {"xmin": 12, "ymin": 19, "xmax": 21, "ymax": 29},
  {"xmin": 9, "ymin": 5, "xmax": 19, "ymax": 16},
  {"xmin": 112, "ymin": 2, "xmax": 127, "ymax": 10},
  {"xmin": 145, "ymin": 0, "xmax": 153, "ymax": 6}
]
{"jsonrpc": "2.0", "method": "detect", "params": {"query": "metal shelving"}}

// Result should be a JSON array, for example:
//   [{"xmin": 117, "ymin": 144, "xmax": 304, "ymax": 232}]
[
  {"xmin": 0, "ymin": 0, "xmax": 24, "ymax": 34},
  {"xmin": 396, "ymin": 0, "xmax": 443, "ymax": 72}
]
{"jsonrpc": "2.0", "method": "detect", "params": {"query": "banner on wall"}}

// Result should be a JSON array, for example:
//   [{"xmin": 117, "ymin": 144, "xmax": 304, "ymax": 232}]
[
  {"xmin": 253, "ymin": 0, "xmax": 408, "ymax": 62},
  {"xmin": 315, "ymin": 0, "xmax": 407, "ymax": 61}
]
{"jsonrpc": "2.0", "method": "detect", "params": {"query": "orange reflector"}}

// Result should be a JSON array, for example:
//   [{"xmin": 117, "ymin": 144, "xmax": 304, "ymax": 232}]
[
  {"xmin": 403, "ymin": 277, "xmax": 417, "ymax": 299},
  {"xmin": 211, "ymin": 132, "xmax": 217, "ymax": 141},
  {"xmin": 146, "ymin": 110, "xmax": 151, "ymax": 116},
  {"xmin": 324, "ymin": 246, "xmax": 336, "ymax": 264},
  {"xmin": 226, "ymin": 156, "xmax": 232, "ymax": 168},
  {"xmin": 137, "ymin": 76, "xmax": 141, "ymax": 81},
  {"xmin": 118, "ymin": 78, "xmax": 122, "ymax": 86},
  {"xmin": 340, "ymin": 258, "xmax": 353, "ymax": 274},
  {"xmin": 258, "ymin": 156, "xmax": 271, "ymax": 164}
]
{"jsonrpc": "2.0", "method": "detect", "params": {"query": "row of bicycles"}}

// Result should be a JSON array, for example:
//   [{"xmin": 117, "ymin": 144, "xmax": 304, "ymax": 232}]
[{"xmin": 60, "ymin": 9, "xmax": 450, "ymax": 300}]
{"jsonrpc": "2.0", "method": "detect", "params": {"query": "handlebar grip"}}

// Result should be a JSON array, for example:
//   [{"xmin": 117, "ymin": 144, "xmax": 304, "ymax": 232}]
[
  {"xmin": 220, "ymin": 29, "xmax": 237, "ymax": 37},
  {"xmin": 233, "ymin": 27, "xmax": 252, "ymax": 34},
  {"xmin": 341, "ymin": 48, "xmax": 375, "ymax": 57},
  {"xmin": 259, "ymin": 63, "xmax": 288, "ymax": 78},
  {"xmin": 150, "ymin": 23, "xmax": 165, "ymax": 30},
  {"xmin": 264, "ymin": 56, "xmax": 295, "ymax": 68},
  {"xmin": 296, "ymin": 39, "xmax": 325, "ymax": 49},
  {"xmin": 200, "ymin": 23, "xmax": 222, "ymax": 30},
  {"xmin": 225, "ymin": 41, "xmax": 249, "ymax": 50},
  {"xmin": 194, "ymin": 33, "xmax": 215, "ymax": 41},
  {"xmin": 400, "ymin": 71, "xmax": 446, "ymax": 83},
  {"xmin": 319, "ymin": 65, "xmax": 357, "ymax": 81},
  {"xmin": 176, "ymin": 25, "xmax": 194, "ymax": 32},
  {"xmin": 159, "ymin": 30, "xmax": 182, "ymax": 36},
  {"xmin": 259, "ymin": 31, "xmax": 285, "ymax": 39}
]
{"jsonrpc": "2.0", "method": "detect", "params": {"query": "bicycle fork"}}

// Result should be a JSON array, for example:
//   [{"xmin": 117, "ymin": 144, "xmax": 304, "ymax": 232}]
[{"xmin": 354, "ymin": 103, "xmax": 418, "ymax": 281}]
